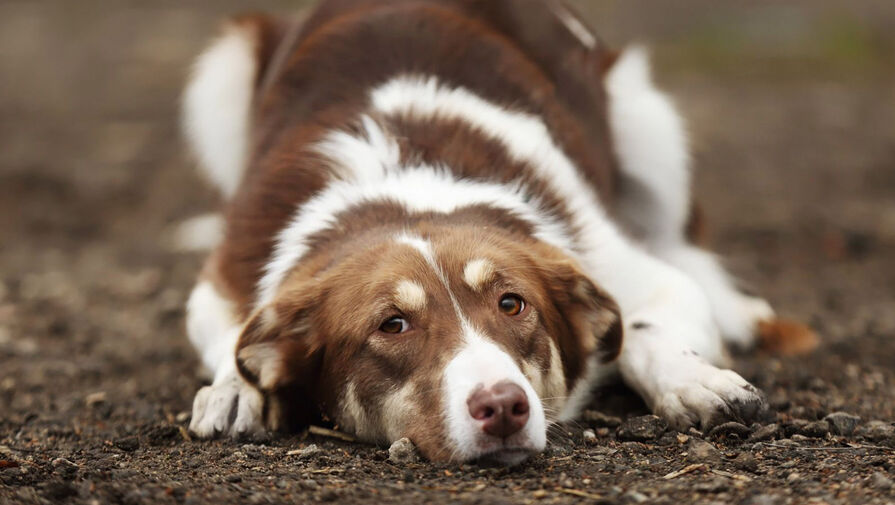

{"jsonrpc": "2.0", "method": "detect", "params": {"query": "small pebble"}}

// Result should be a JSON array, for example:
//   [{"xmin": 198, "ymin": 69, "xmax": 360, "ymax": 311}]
[
  {"xmin": 786, "ymin": 472, "xmax": 801, "ymax": 483},
  {"xmin": 748, "ymin": 424, "xmax": 780, "ymax": 442},
  {"xmin": 823, "ymin": 412, "xmax": 861, "ymax": 436},
  {"xmin": 783, "ymin": 420, "xmax": 809, "ymax": 437},
  {"xmin": 744, "ymin": 494, "xmax": 780, "ymax": 505},
  {"xmin": 388, "ymin": 437, "xmax": 420, "ymax": 464},
  {"xmin": 287, "ymin": 444, "xmax": 322, "ymax": 459},
  {"xmin": 733, "ymin": 452, "xmax": 759, "ymax": 473},
  {"xmin": 799, "ymin": 420, "xmax": 830, "ymax": 438},
  {"xmin": 870, "ymin": 471, "xmax": 893, "ymax": 490},
  {"xmin": 51, "ymin": 458, "xmax": 78, "ymax": 479},
  {"xmin": 616, "ymin": 415, "xmax": 667, "ymax": 442},
  {"xmin": 298, "ymin": 479, "xmax": 319, "ymax": 491},
  {"xmin": 687, "ymin": 439, "xmax": 721, "ymax": 464},
  {"xmin": 85, "ymin": 392, "xmax": 107, "ymax": 406},
  {"xmin": 624, "ymin": 491, "xmax": 648, "ymax": 503},
  {"xmin": 855, "ymin": 421, "xmax": 895, "ymax": 442},
  {"xmin": 114, "ymin": 437, "xmax": 140, "ymax": 452},
  {"xmin": 582, "ymin": 429, "xmax": 597, "ymax": 444}
]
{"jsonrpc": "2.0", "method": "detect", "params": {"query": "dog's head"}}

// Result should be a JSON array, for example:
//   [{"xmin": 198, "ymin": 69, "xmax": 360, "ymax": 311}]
[{"xmin": 235, "ymin": 225, "xmax": 621, "ymax": 463}]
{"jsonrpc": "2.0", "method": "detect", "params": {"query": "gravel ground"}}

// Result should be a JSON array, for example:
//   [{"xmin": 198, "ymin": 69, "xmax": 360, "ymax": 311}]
[{"xmin": 1, "ymin": 1, "xmax": 894, "ymax": 504}]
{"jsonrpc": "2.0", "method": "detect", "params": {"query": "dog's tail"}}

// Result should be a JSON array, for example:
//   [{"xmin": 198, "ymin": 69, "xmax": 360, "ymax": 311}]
[
  {"xmin": 756, "ymin": 319, "xmax": 820, "ymax": 356},
  {"xmin": 181, "ymin": 14, "xmax": 300, "ymax": 199}
]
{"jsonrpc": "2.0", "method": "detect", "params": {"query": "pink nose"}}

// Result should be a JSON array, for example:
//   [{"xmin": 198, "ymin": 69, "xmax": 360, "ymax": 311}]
[{"xmin": 467, "ymin": 381, "xmax": 530, "ymax": 438}]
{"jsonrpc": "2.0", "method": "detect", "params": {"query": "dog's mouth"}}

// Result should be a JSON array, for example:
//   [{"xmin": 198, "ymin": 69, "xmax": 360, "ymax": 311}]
[{"xmin": 475, "ymin": 447, "xmax": 537, "ymax": 466}]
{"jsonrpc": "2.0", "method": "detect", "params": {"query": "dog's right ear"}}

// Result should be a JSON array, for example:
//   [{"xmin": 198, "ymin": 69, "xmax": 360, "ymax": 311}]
[{"xmin": 235, "ymin": 287, "xmax": 324, "ymax": 431}]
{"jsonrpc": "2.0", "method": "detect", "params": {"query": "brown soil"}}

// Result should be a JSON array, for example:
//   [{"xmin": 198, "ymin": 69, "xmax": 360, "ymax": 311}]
[{"xmin": 1, "ymin": 1, "xmax": 894, "ymax": 504}]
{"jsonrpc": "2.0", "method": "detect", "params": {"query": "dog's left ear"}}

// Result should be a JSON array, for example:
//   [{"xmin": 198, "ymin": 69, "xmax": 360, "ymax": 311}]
[
  {"xmin": 235, "ymin": 287, "xmax": 324, "ymax": 431},
  {"xmin": 537, "ymin": 251, "xmax": 623, "ymax": 389},
  {"xmin": 549, "ymin": 261, "xmax": 623, "ymax": 363}
]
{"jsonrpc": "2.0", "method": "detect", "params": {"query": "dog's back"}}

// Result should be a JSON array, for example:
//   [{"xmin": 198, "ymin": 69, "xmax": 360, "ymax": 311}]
[{"xmin": 186, "ymin": 0, "xmax": 618, "ymax": 316}]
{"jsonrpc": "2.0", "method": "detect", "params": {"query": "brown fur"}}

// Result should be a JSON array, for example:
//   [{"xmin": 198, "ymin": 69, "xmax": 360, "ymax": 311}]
[
  {"xmin": 757, "ymin": 319, "xmax": 820, "ymax": 356},
  {"xmin": 207, "ymin": 0, "xmax": 619, "ymax": 318},
  {"xmin": 200, "ymin": 0, "xmax": 626, "ymax": 459}
]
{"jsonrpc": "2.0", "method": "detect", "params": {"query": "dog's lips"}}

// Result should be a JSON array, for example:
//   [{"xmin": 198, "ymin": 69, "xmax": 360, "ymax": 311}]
[{"xmin": 475, "ymin": 446, "xmax": 537, "ymax": 466}]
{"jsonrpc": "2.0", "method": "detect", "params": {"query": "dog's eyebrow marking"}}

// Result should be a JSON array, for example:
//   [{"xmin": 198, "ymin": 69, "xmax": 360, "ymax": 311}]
[
  {"xmin": 463, "ymin": 258, "xmax": 495, "ymax": 292},
  {"xmin": 395, "ymin": 279, "xmax": 427, "ymax": 311},
  {"xmin": 395, "ymin": 233, "xmax": 464, "ymax": 319}
]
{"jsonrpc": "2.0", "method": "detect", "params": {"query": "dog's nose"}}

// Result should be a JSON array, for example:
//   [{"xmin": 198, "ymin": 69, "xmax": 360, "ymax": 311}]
[{"xmin": 467, "ymin": 381, "xmax": 530, "ymax": 438}]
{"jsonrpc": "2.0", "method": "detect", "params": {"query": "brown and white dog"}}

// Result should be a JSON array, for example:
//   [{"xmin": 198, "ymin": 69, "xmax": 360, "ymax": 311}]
[{"xmin": 181, "ymin": 0, "xmax": 779, "ymax": 464}]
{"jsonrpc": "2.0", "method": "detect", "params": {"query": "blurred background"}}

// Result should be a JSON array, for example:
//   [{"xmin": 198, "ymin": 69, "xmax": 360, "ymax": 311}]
[{"xmin": 1, "ymin": 0, "xmax": 894, "ymax": 455}]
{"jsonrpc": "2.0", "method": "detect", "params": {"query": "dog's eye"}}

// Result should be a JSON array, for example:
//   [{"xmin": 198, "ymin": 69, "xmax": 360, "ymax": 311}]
[
  {"xmin": 498, "ymin": 294, "xmax": 525, "ymax": 316},
  {"xmin": 379, "ymin": 316, "xmax": 410, "ymax": 334}
]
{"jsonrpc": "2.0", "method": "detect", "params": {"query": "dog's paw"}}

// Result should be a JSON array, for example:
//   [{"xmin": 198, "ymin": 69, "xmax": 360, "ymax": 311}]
[
  {"xmin": 652, "ymin": 359, "xmax": 769, "ymax": 432},
  {"xmin": 189, "ymin": 374, "xmax": 265, "ymax": 439}
]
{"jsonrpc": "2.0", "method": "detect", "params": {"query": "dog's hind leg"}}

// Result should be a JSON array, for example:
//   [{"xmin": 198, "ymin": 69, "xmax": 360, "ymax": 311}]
[{"xmin": 605, "ymin": 47, "xmax": 775, "ymax": 350}]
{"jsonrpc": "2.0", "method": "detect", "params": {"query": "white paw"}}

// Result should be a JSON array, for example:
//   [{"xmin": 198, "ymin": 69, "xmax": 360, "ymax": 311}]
[
  {"xmin": 652, "ymin": 355, "xmax": 769, "ymax": 432},
  {"xmin": 189, "ymin": 374, "xmax": 265, "ymax": 439}
]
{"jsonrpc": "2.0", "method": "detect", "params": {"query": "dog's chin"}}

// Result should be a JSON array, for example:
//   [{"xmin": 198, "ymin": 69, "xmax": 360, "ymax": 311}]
[{"xmin": 475, "ymin": 448, "xmax": 536, "ymax": 466}]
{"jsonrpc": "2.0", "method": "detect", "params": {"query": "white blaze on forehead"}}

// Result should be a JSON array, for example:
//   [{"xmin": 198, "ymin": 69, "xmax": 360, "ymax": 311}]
[
  {"xmin": 463, "ymin": 258, "xmax": 495, "ymax": 292},
  {"xmin": 395, "ymin": 233, "xmax": 464, "ymax": 318},
  {"xmin": 395, "ymin": 279, "xmax": 427, "ymax": 311}
]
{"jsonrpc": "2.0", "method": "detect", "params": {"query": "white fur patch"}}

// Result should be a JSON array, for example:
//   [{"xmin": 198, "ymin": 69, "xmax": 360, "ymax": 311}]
[
  {"xmin": 170, "ymin": 212, "xmax": 225, "ymax": 252},
  {"xmin": 543, "ymin": 339, "xmax": 568, "ymax": 416},
  {"xmin": 340, "ymin": 382, "xmax": 377, "ymax": 442},
  {"xmin": 186, "ymin": 281, "xmax": 242, "ymax": 381},
  {"xmin": 606, "ymin": 47, "xmax": 690, "ymax": 245},
  {"xmin": 443, "ymin": 323, "xmax": 547, "ymax": 463},
  {"xmin": 463, "ymin": 258, "xmax": 495, "ymax": 292},
  {"xmin": 395, "ymin": 279, "xmax": 427, "ymax": 311},
  {"xmin": 182, "ymin": 23, "xmax": 257, "ymax": 199},
  {"xmin": 370, "ymin": 75, "xmax": 615, "ymax": 269},
  {"xmin": 256, "ymin": 124, "xmax": 574, "ymax": 308},
  {"xmin": 606, "ymin": 48, "xmax": 773, "ymax": 347},
  {"xmin": 190, "ymin": 370, "xmax": 265, "ymax": 439}
]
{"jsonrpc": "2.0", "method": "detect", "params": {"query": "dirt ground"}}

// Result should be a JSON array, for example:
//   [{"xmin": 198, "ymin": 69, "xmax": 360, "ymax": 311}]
[{"xmin": 1, "ymin": 1, "xmax": 894, "ymax": 504}]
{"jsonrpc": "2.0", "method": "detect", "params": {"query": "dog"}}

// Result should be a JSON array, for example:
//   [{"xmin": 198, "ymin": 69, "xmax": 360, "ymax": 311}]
[{"xmin": 181, "ymin": 0, "xmax": 792, "ymax": 464}]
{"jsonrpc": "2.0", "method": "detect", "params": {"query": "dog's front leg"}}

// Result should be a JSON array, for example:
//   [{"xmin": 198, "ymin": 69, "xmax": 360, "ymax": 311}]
[
  {"xmin": 186, "ymin": 281, "xmax": 267, "ymax": 439},
  {"xmin": 581, "ymin": 232, "xmax": 769, "ymax": 431},
  {"xmin": 613, "ymin": 268, "xmax": 769, "ymax": 431}
]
